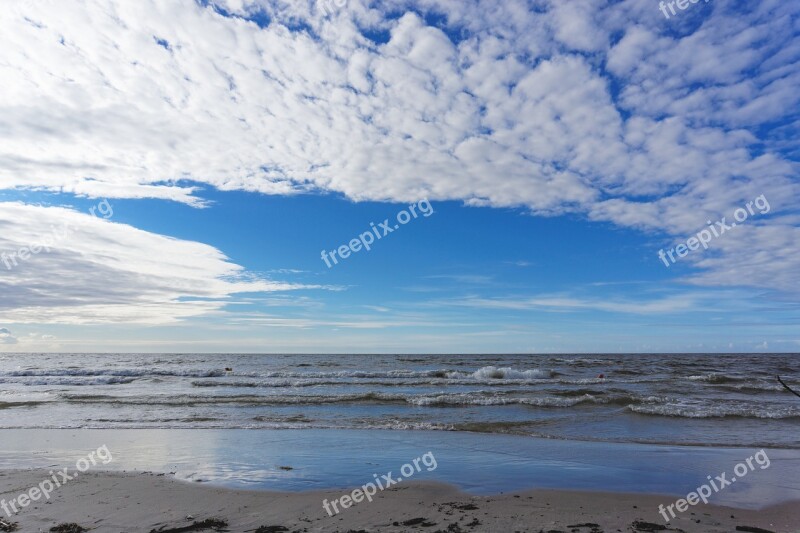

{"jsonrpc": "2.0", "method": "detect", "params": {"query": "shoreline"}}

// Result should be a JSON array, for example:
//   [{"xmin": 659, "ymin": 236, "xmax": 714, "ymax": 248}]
[
  {"xmin": 2, "ymin": 428, "xmax": 799, "ymax": 531},
  {"xmin": 2, "ymin": 470, "xmax": 799, "ymax": 533},
  {"xmin": 5, "ymin": 425, "xmax": 800, "ymax": 450},
  {"xmin": 2, "ymin": 429, "xmax": 799, "ymax": 506}
]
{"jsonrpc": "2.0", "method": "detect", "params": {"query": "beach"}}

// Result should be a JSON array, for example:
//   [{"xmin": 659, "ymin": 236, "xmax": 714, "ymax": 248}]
[
  {"xmin": 2, "ymin": 469, "xmax": 799, "ymax": 533},
  {"xmin": 2, "ymin": 354, "xmax": 800, "ymax": 532},
  {"xmin": 4, "ymin": 0, "xmax": 800, "ymax": 529},
  {"xmin": 1, "ymin": 428, "xmax": 800, "ymax": 532}
]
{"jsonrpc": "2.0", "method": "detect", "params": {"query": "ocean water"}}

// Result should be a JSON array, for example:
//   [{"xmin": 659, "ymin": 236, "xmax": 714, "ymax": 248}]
[{"xmin": 1, "ymin": 353, "xmax": 798, "ymax": 448}]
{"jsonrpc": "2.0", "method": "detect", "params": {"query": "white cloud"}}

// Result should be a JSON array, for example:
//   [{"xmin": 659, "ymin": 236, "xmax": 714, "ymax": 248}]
[
  {"xmin": 448, "ymin": 293, "xmax": 701, "ymax": 314},
  {"xmin": 0, "ymin": 327, "xmax": 18, "ymax": 344},
  {"xmin": 0, "ymin": 203, "xmax": 324, "ymax": 324},
  {"xmin": 548, "ymin": 0, "xmax": 607, "ymax": 52},
  {"xmin": 0, "ymin": 0, "xmax": 797, "ymax": 292}
]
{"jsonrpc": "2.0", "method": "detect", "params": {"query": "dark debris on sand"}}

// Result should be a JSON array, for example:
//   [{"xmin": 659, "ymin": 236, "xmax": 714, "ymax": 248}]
[
  {"xmin": 392, "ymin": 517, "xmax": 437, "ymax": 527},
  {"xmin": 50, "ymin": 525, "xmax": 88, "ymax": 533},
  {"xmin": 0, "ymin": 519, "xmax": 19, "ymax": 532},
  {"xmin": 150, "ymin": 518, "xmax": 228, "ymax": 532},
  {"xmin": 630, "ymin": 521, "xmax": 667, "ymax": 532},
  {"xmin": 567, "ymin": 523, "xmax": 603, "ymax": 533},
  {"xmin": 254, "ymin": 527, "xmax": 289, "ymax": 533},
  {"xmin": 736, "ymin": 527, "xmax": 776, "ymax": 533},
  {"xmin": 444, "ymin": 502, "xmax": 479, "ymax": 511}
]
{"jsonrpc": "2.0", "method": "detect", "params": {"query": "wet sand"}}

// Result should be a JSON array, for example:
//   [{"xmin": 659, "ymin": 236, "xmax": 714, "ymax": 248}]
[
  {"xmin": 1, "ymin": 470, "xmax": 799, "ymax": 533},
  {"xmin": 3, "ymin": 429, "xmax": 800, "ymax": 507}
]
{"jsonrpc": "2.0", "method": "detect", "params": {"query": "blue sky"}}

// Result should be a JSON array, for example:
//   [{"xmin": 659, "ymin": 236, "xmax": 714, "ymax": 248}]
[{"xmin": 0, "ymin": 0, "xmax": 798, "ymax": 352}]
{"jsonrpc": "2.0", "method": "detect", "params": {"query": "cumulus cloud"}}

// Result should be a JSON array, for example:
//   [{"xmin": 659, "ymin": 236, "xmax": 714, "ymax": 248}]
[
  {"xmin": 0, "ymin": 328, "xmax": 18, "ymax": 344},
  {"xmin": 0, "ymin": 0, "xmax": 797, "ymax": 291},
  {"xmin": 0, "ymin": 203, "xmax": 323, "ymax": 324}
]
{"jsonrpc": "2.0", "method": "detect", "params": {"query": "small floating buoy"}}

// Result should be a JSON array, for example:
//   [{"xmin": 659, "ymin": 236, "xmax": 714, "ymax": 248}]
[
  {"xmin": 225, "ymin": 367, "xmax": 233, "ymax": 372},
  {"xmin": 597, "ymin": 373, "xmax": 605, "ymax": 379}
]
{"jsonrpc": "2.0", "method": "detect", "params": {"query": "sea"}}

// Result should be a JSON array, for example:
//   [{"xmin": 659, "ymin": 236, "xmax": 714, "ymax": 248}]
[{"xmin": 1, "ymin": 353, "xmax": 798, "ymax": 449}]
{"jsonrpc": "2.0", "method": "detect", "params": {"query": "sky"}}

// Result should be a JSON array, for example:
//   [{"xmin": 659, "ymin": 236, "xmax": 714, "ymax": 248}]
[{"xmin": 0, "ymin": 0, "xmax": 798, "ymax": 353}]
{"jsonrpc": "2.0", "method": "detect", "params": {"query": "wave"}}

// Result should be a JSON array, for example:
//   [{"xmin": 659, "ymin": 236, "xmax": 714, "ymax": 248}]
[
  {"xmin": 3, "ymin": 368, "xmax": 226, "ymax": 378},
  {"xmin": 58, "ymin": 391, "xmax": 657, "ymax": 409},
  {"xmin": 627, "ymin": 403, "xmax": 800, "ymax": 419},
  {"xmin": 712, "ymin": 383, "xmax": 785, "ymax": 393},
  {"xmin": 62, "ymin": 392, "xmax": 411, "ymax": 406},
  {"xmin": 191, "ymin": 378, "xmax": 478, "ymax": 388},
  {"xmin": 556, "ymin": 377, "xmax": 609, "ymax": 385},
  {"xmin": 467, "ymin": 366, "xmax": 554, "ymax": 380},
  {"xmin": 0, "ymin": 376, "xmax": 136, "ymax": 386},
  {"xmin": 0, "ymin": 400, "xmax": 50, "ymax": 409},
  {"xmin": 0, "ymin": 420, "xmax": 461, "ymax": 432},
  {"xmin": 1, "ymin": 366, "xmax": 556, "ymax": 382},
  {"xmin": 408, "ymin": 393, "xmax": 598, "ymax": 407},
  {"xmin": 687, "ymin": 373, "xmax": 746, "ymax": 384},
  {"xmin": 191, "ymin": 379, "xmax": 343, "ymax": 388},
  {"xmin": 190, "ymin": 377, "xmax": 555, "ymax": 389}
]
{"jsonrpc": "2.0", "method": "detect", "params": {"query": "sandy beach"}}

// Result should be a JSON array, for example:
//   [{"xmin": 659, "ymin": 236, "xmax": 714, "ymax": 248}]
[
  {"xmin": 2, "ymin": 469, "xmax": 799, "ymax": 533},
  {"xmin": 2, "ymin": 427, "xmax": 800, "ymax": 532},
  {"xmin": 3, "ymin": 0, "xmax": 800, "ymax": 528}
]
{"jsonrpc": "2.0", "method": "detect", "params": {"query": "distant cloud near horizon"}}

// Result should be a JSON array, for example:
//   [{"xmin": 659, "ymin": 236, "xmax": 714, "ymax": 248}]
[
  {"xmin": 0, "ymin": 203, "xmax": 325, "ymax": 324},
  {"xmin": 0, "ymin": 328, "xmax": 18, "ymax": 344}
]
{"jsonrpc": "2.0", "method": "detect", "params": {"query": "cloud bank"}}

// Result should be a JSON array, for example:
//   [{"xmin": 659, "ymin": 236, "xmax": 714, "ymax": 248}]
[
  {"xmin": 0, "ymin": 0, "xmax": 798, "ymax": 291},
  {"xmin": 0, "ymin": 202, "xmax": 319, "ymax": 324}
]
